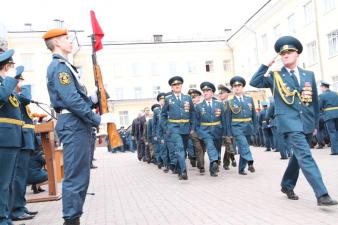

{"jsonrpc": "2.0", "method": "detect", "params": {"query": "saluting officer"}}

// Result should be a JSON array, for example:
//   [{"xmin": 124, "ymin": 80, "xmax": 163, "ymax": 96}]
[
  {"xmin": 187, "ymin": 88, "xmax": 206, "ymax": 174},
  {"xmin": 0, "ymin": 49, "xmax": 24, "ymax": 225},
  {"xmin": 250, "ymin": 35, "xmax": 337, "ymax": 206},
  {"xmin": 43, "ymin": 28, "xmax": 113, "ymax": 224},
  {"xmin": 217, "ymin": 84, "xmax": 237, "ymax": 170},
  {"xmin": 195, "ymin": 82, "xmax": 228, "ymax": 177},
  {"xmin": 319, "ymin": 81, "xmax": 338, "ymax": 155},
  {"xmin": 160, "ymin": 76, "xmax": 195, "ymax": 180},
  {"xmin": 10, "ymin": 66, "xmax": 38, "ymax": 221},
  {"xmin": 228, "ymin": 76, "xmax": 256, "ymax": 175}
]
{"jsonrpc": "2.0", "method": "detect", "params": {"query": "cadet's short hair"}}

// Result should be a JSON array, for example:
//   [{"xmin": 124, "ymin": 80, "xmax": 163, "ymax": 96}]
[{"xmin": 45, "ymin": 38, "xmax": 56, "ymax": 51}]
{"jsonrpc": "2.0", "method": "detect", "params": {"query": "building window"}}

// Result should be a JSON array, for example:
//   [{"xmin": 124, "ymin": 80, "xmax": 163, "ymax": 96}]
[
  {"xmin": 261, "ymin": 34, "xmax": 268, "ymax": 52},
  {"xmin": 324, "ymin": 0, "xmax": 336, "ymax": 13},
  {"xmin": 119, "ymin": 111, "xmax": 129, "ymax": 126},
  {"xmin": 115, "ymin": 88, "xmax": 123, "ymax": 100},
  {"xmin": 288, "ymin": 14, "xmax": 296, "ymax": 34},
  {"xmin": 151, "ymin": 62, "xmax": 160, "ymax": 76},
  {"xmin": 153, "ymin": 86, "xmax": 160, "ymax": 96},
  {"xmin": 20, "ymin": 53, "xmax": 34, "ymax": 71},
  {"xmin": 273, "ymin": 24, "xmax": 281, "ymax": 39},
  {"xmin": 187, "ymin": 61, "xmax": 197, "ymax": 74},
  {"xmin": 331, "ymin": 74, "xmax": 338, "ymax": 91},
  {"xmin": 223, "ymin": 60, "xmax": 232, "ymax": 73},
  {"xmin": 189, "ymin": 84, "xmax": 197, "ymax": 89},
  {"xmin": 304, "ymin": 1, "xmax": 315, "ymax": 25},
  {"xmin": 205, "ymin": 60, "xmax": 214, "ymax": 72},
  {"xmin": 134, "ymin": 87, "xmax": 142, "ymax": 99},
  {"xmin": 306, "ymin": 41, "xmax": 318, "ymax": 65},
  {"xmin": 132, "ymin": 62, "xmax": 142, "ymax": 76},
  {"xmin": 328, "ymin": 30, "xmax": 338, "ymax": 57}
]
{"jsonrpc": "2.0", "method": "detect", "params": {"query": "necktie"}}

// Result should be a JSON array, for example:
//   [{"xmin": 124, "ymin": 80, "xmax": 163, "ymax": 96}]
[
  {"xmin": 290, "ymin": 70, "xmax": 299, "ymax": 87},
  {"xmin": 207, "ymin": 102, "xmax": 212, "ymax": 112},
  {"xmin": 177, "ymin": 95, "xmax": 181, "ymax": 104}
]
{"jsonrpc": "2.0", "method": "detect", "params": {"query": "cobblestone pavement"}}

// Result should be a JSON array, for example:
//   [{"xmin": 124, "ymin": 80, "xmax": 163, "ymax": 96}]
[{"xmin": 19, "ymin": 146, "xmax": 338, "ymax": 225}]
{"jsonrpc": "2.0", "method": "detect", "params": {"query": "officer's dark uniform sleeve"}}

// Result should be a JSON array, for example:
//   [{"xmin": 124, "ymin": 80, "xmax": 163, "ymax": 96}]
[
  {"xmin": 152, "ymin": 111, "xmax": 158, "ymax": 138},
  {"xmin": 251, "ymin": 99, "xmax": 258, "ymax": 130},
  {"xmin": 160, "ymin": 98, "xmax": 169, "ymax": 132},
  {"xmin": 17, "ymin": 85, "xmax": 32, "ymax": 105},
  {"xmin": 53, "ymin": 64, "xmax": 100, "ymax": 127},
  {"xmin": 266, "ymin": 103, "xmax": 274, "ymax": 121},
  {"xmin": 318, "ymin": 94, "xmax": 324, "ymax": 111},
  {"xmin": 0, "ymin": 77, "xmax": 18, "ymax": 103},
  {"xmin": 220, "ymin": 103, "xmax": 227, "ymax": 137},
  {"xmin": 250, "ymin": 64, "xmax": 274, "ymax": 88},
  {"xmin": 189, "ymin": 97, "xmax": 195, "ymax": 131},
  {"xmin": 311, "ymin": 72, "xmax": 319, "ymax": 129},
  {"xmin": 223, "ymin": 102, "xmax": 232, "ymax": 136}
]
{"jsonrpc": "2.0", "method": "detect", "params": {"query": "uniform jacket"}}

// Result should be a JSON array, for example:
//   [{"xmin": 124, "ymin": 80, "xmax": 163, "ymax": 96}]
[
  {"xmin": 319, "ymin": 90, "xmax": 338, "ymax": 121},
  {"xmin": 160, "ymin": 92, "xmax": 195, "ymax": 136},
  {"xmin": 0, "ymin": 76, "xmax": 23, "ymax": 148},
  {"xmin": 229, "ymin": 95, "xmax": 257, "ymax": 136},
  {"xmin": 250, "ymin": 65, "xmax": 319, "ymax": 134},
  {"xmin": 17, "ymin": 85, "xmax": 35, "ymax": 150},
  {"xmin": 195, "ymin": 99, "xmax": 227, "ymax": 139},
  {"xmin": 46, "ymin": 54, "xmax": 100, "ymax": 127}
]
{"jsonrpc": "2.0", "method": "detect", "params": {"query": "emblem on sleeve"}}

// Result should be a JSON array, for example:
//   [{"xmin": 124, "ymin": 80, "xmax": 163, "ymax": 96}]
[{"xmin": 58, "ymin": 72, "xmax": 71, "ymax": 85}]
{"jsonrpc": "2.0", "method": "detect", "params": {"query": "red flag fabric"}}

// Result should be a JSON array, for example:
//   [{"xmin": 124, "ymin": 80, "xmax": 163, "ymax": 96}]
[{"xmin": 90, "ymin": 10, "xmax": 104, "ymax": 52}]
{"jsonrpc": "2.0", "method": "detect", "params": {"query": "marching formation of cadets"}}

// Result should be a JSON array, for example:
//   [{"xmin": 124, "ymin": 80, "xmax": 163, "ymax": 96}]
[
  {"xmin": 1, "ymin": 27, "xmax": 338, "ymax": 225},
  {"xmin": 129, "ymin": 36, "xmax": 338, "ymax": 206}
]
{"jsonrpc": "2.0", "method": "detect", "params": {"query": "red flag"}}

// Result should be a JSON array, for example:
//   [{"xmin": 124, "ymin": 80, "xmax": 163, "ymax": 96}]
[{"xmin": 90, "ymin": 10, "xmax": 104, "ymax": 52}]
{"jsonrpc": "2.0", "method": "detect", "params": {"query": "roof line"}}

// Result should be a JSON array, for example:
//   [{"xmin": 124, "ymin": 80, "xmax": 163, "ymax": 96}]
[
  {"xmin": 227, "ymin": 0, "xmax": 272, "ymax": 42},
  {"xmin": 7, "ymin": 30, "xmax": 84, "ymax": 33},
  {"xmin": 81, "ymin": 39, "xmax": 226, "ymax": 46}
]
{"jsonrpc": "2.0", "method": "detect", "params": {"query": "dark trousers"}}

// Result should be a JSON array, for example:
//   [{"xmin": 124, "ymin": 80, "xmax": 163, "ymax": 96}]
[
  {"xmin": 223, "ymin": 136, "xmax": 236, "ymax": 167},
  {"xmin": 325, "ymin": 118, "xmax": 338, "ymax": 153},
  {"xmin": 190, "ymin": 132, "xmax": 205, "ymax": 169}
]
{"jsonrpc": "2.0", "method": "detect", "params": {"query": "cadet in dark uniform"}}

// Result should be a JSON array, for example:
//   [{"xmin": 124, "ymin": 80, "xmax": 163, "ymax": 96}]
[
  {"xmin": 160, "ymin": 76, "xmax": 195, "ymax": 180},
  {"xmin": 228, "ymin": 76, "xmax": 256, "ymax": 175},
  {"xmin": 217, "ymin": 84, "xmax": 237, "ymax": 170},
  {"xmin": 319, "ymin": 81, "xmax": 338, "ymax": 155},
  {"xmin": 188, "ymin": 88, "xmax": 206, "ymax": 174},
  {"xmin": 43, "ymin": 29, "xmax": 113, "ymax": 224},
  {"xmin": 259, "ymin": 101, "xmax": 274, "ymax": 151},
  {"xmin": 250, "ymin": 35, "xmax": 337, "ymax": 206},
  {"xmin": 195, "ymin": 82, "xmax": 227, "ymax": 176},
  {"xmin": 152, "ymin": 93, "xmax": 166, "ymax": 169},
  {"xmin": 0, "ymin": 49, "xmax": 24, "ymax": 225},
  {"xmin": 10, "ymin": 66, "xmax": 38, "ymax": 221}
]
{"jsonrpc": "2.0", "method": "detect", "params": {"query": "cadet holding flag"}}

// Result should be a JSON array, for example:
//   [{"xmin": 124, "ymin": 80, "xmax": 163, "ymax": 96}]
[
  {"xmin": 250, "ymin": 35, "xmax": 337, "ymax": 206},
  {"xmin": 43, "ymin": 28, "xmax": 114, "ymax": 225}
]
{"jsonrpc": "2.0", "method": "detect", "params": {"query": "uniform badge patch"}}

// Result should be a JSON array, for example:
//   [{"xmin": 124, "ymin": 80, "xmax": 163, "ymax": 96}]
[{"xmin": 58, "ymin": 72, "xmax": 71, "ymax": 85}]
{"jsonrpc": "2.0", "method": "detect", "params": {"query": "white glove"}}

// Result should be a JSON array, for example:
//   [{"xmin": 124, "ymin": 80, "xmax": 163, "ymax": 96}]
[
  {"xmin": 100, "ymin": 113, "xmax": 115, "ymax": 124},
  {"xmin": 90, "ymin": 87, "xmax": 99, "ymax": 104}
]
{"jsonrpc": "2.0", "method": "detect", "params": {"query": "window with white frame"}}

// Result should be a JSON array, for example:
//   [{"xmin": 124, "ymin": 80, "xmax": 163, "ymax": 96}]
[
  {"xmin": 169, "ymin": 62, "xmax": 177, "ymax": 75},
  {"xmin": 328, "ymin": 30, "xmax": 338, "ymax": 57},
  {"xmin": 151, "ymin": 62, "xmax": 160, "ymax": 76},
  {"xmin": 187, "ymin": 61, "xmax": 197, "ymax": 74},
  {"xmin": 132, "ymin": 62, "xmax": 142, "ymax": 76},
  {"xmin": 20, "ymin": 53, "xmax": 34, "ymax": 71},
  {"xmin": 304, "ymin": 1, "xmax": 315, "ymax": 25},
  {"xmin": 324, "ymin": 0, "xmax": 336, "ymax": 13},
  {"xmin": 261, "ymin": 34, "xmax": 268, "ymax": 52},
  {"xmin": 115, "ymin": 88, "xmax": 124, "ymax": 100},
  {"xmin": 205, "ymin": 60, "xmax": 214, "ymax": 72},
  {"xmin": 331, "ymin": 74, "xmax": 338, "ymax": 91},
  {"xmin": 287, "ymin": 14, "xmax": 296, "ymax": 34},
  {"xmin": 134, "ymin": 87, "xmax": 142, "ymax": 99},
  {"xmin": 274, "ymin": 24, "xmax": 281, "ymax": 39},
  {"xmin": 153, "ymin": 86, "xmax": 160, "ymax": 96},
  {"xmin": 306, "ymin": 41, "xmax": 318, "ymax": 65},
  {"xmin": 118, "ymin": 111, "xmax": 129, "ymax": 126},
  {"xmin": 189, "ymin": 84, "xmax": 197, "ymax": 89},
  {"xmin": 223, "ymin": 60, "xmax": 232, "ymax": 73}
]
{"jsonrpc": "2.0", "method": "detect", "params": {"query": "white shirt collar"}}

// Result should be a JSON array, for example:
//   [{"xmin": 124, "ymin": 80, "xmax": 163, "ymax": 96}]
[
  {"xmin": 286, "ymin": 67, "xmax": 300, "ymax": 81},
  {"xmin": 206, "ymin": 99, "xmax": 213, "ymax": 105}
]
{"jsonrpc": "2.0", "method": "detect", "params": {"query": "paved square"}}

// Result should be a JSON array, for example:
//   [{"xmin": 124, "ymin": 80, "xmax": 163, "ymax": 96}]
[{"xmin": 19, "ymin": 147, "xmax": 338, "ymax": 225}]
